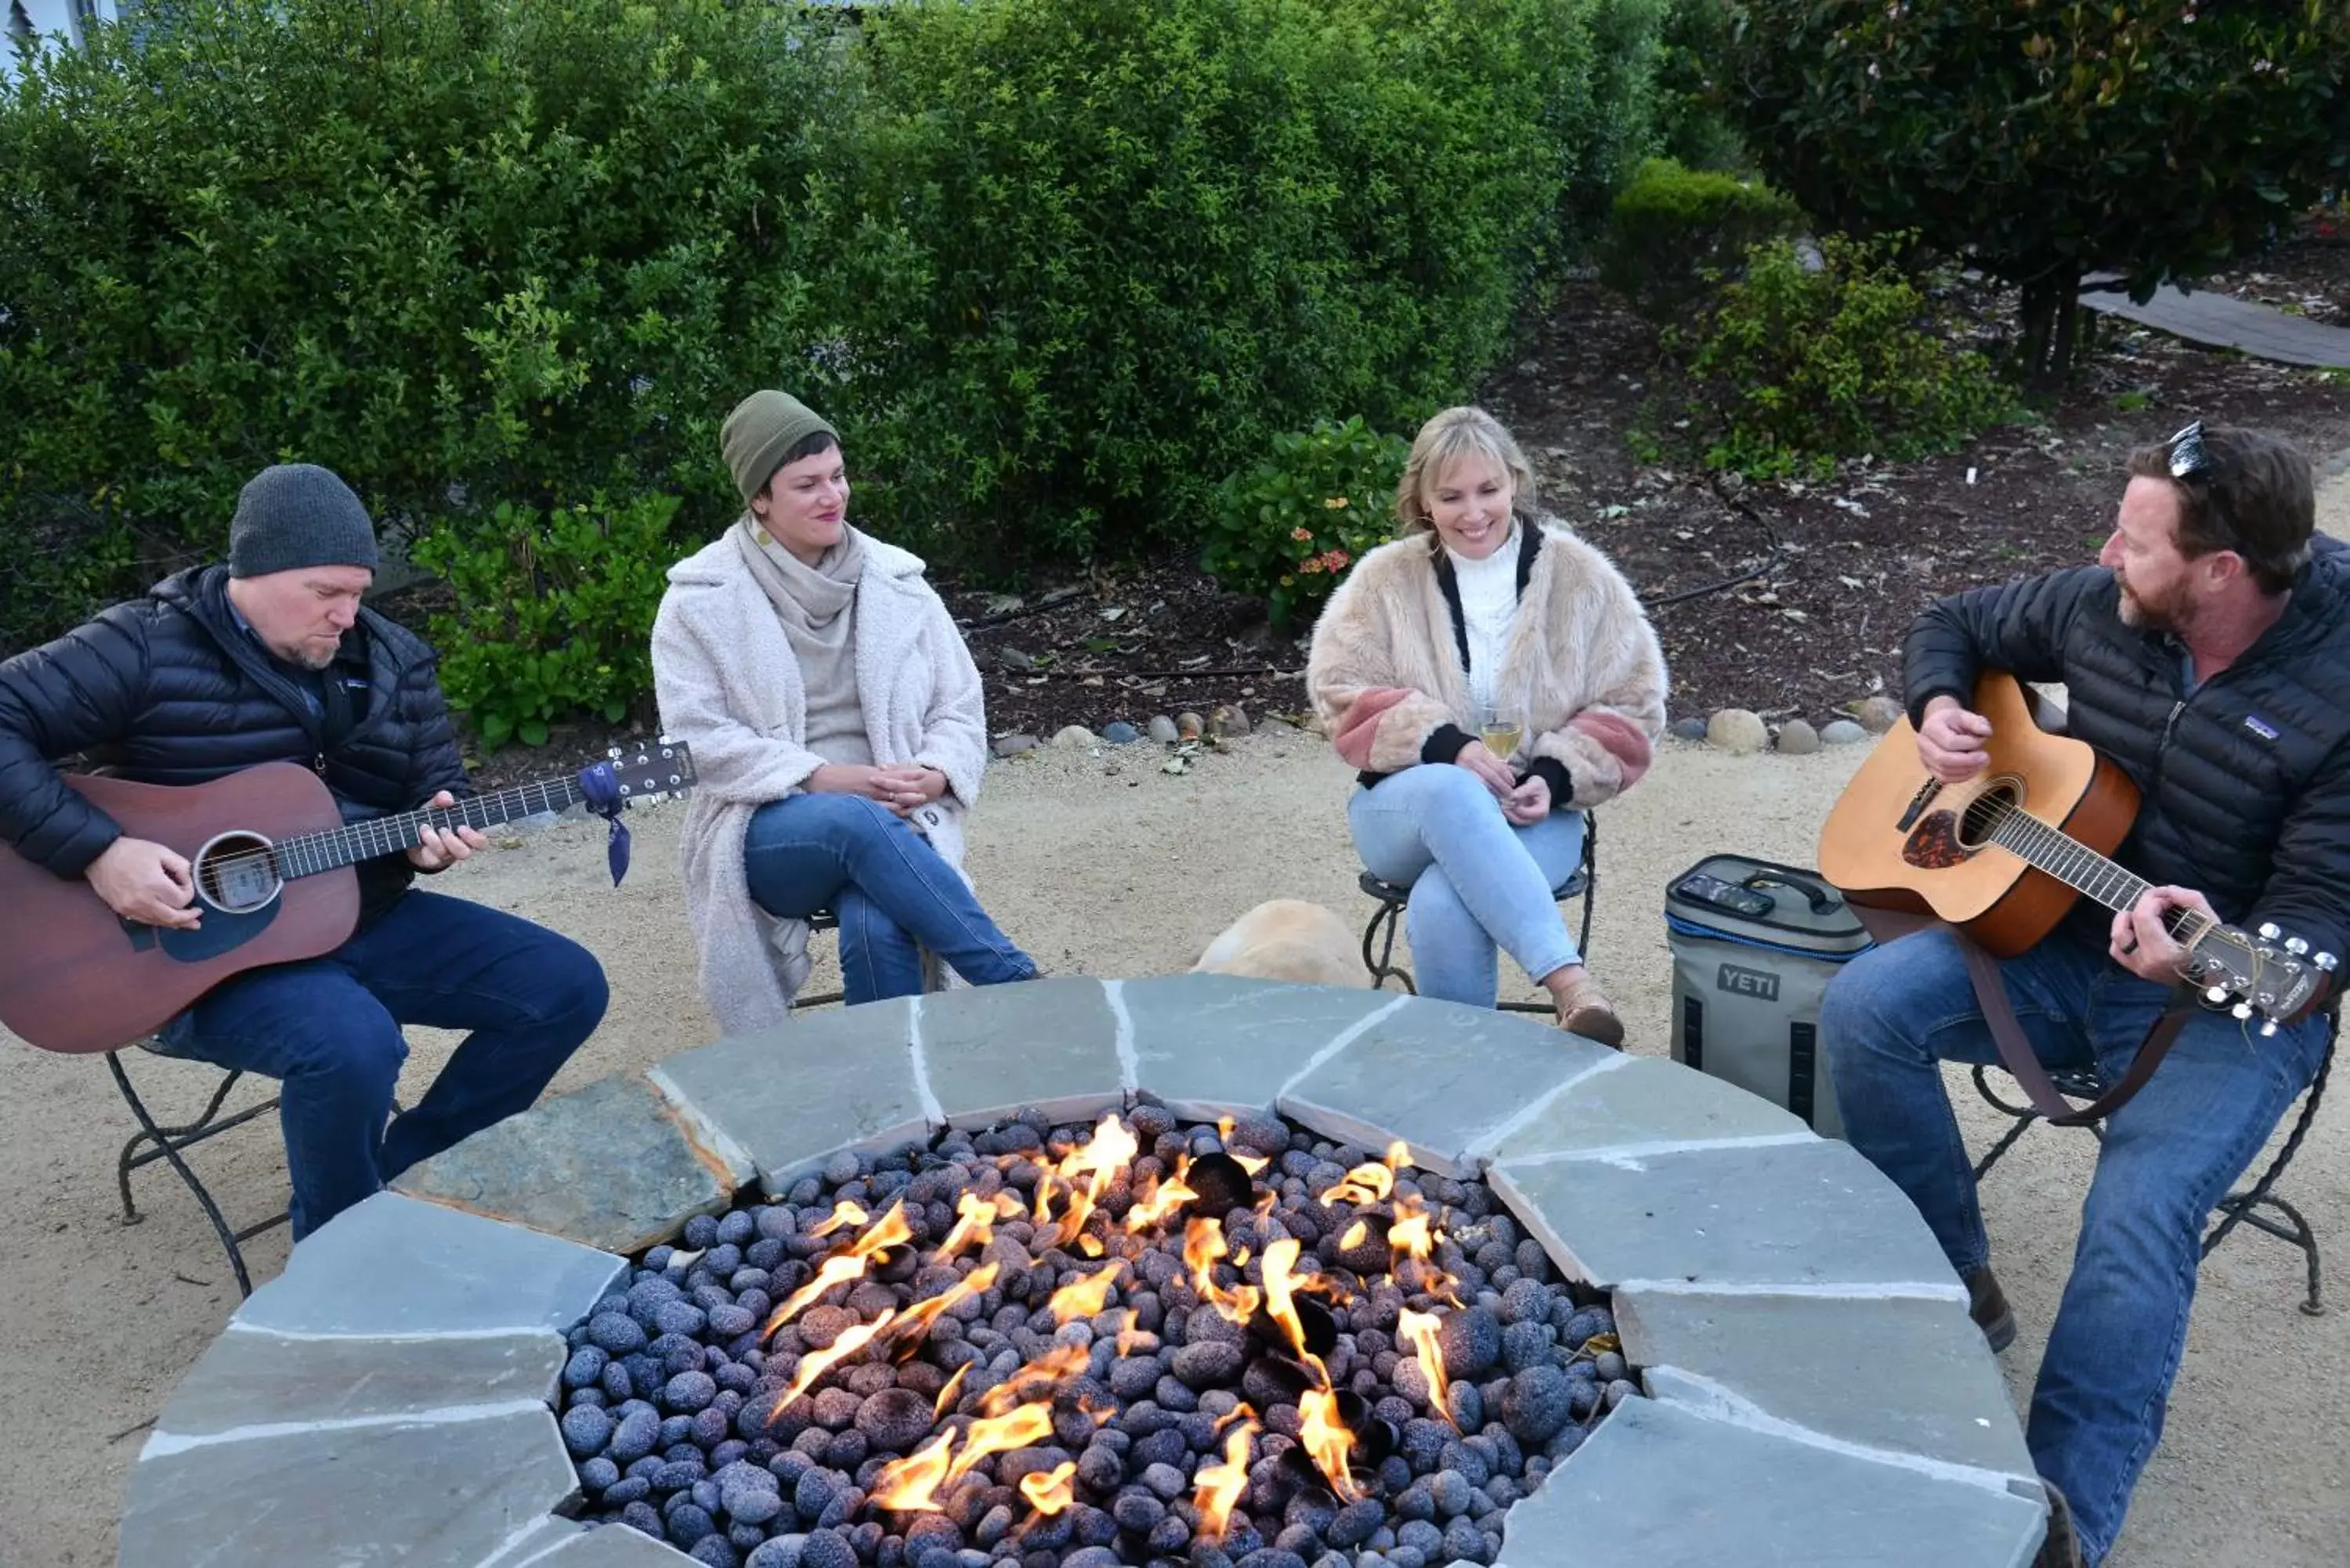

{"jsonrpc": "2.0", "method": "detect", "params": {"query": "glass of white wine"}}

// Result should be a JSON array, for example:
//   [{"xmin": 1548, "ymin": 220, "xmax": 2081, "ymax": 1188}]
[{"xmin": 1477, "ymin": 702, "xmax": 1523, "ymax": 762}]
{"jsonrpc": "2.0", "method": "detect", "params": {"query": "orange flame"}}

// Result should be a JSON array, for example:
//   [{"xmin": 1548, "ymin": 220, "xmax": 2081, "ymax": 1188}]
[
  {"xmin": 1045, "ymin": 1261, "xmax": 1123, "ymax": 1324},
  {"xmin": 1191, "ymin": 1410, "xmax": 1259, "ymax": 1543},
  {"xmin": 1125, "ymin": 1153, "xmax": 1198, "ymax": 1233},
  {"xmin": 778, "ymin": 1309, "xmax": 895, "ymax": 1407},
  {"xmin": 1112, "ymin": 1309, "xmax": 1150, "ymax": 1357},
  {"xmin": 869, "ymin": 1429, "xmax": 956, "ymax": 1512},
  {"xmin": 1018, "ymin": 1460, "xmax": 1076, "ymax": 1517},
  {"xmin": 1299, "ymin": 1386, "xmax": 1361, "ymax": 1502},
  {"xmin": 884, "ymin": 1262, "xmax": 1000, "ymax": 1359},
  {"xmin": 1320, "ymin": 1158, "xmax": 1394, "ymax": 1209},
  {"xmin": 1076, "ymin": 1234, "xmax": 1105, "ymax": 1258},
  {"xmin": 1338, "ymin": 1219, "xmax": 1368, "ymax": 1251},
  {"xmin": 975, "ymin": 1342, "xmax": 1093, "ymax": 1418},
  {"xmin": 933, "ymin": 1190, "xmax": 1023, "ymax": 1263},
  {"xmin": 944, "ymin": 1404, "xmax": 1054, "ymax": 1485},
  {"xmin": 1260, "ymin": 1237, "xmax": 1312, "ymax": 1362},
  {"xmin": 1038, "ymin": 1112, "xmax": 1141, "ymax": 1249},
  {"xmin": 1397, "ymin": 1306, "xmax": 1456, "ymax": 1428},
  {"xmin": 1184, "ymin": 1216, "xmax": 1263, "ymax": 1324},
  {"xmin": 810, "ymin": 1198, "xmax": 869, "ymax": 1237},
  {"xmin": 933, "ymin": 1362, "xmax": 970, "ymax": 1418},
  {"xmin": 763, "ymin": 1200, "xmax": 914, "ymax": 1336}
]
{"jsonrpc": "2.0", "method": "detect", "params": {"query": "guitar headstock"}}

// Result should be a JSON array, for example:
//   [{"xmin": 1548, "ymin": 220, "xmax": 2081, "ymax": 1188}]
[
  {"xmin": 2188, "ymin": 920, "xmax": 2337, "ymax": 1034},
  {"xmin": 603, "ymin": 738, "xmax": 698, "ymax": 804}
]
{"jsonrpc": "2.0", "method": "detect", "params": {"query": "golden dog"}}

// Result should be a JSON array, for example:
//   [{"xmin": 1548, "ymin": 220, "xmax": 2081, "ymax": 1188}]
[{"xmin": 1191, "ymin": 898, "xmax": 1368, "ymax": 988}]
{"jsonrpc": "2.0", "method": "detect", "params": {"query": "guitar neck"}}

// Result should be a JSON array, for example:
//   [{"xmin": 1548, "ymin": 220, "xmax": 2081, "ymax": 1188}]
[
  {"xmin": 1982, "ymin": 809, "xmax": 2213, "ymax": 946},
  {"xmin": 272, "ymin": 778, "xmax": 587, "ymax": 880}
]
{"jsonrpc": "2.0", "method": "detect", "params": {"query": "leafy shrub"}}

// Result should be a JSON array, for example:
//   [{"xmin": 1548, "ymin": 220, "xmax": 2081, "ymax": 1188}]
[
  {"xmin": 1599, "ymin": 157, "xmax": 1802, "ymax": 316},
  {"xmin": 1722, "ymin": 0, "xmax": 2350, "ymax": 385},
  {"xmin": 0, "ymin": 0, "xmax": 853, "ymax": 652},
  {"xmin": 1204, "ymin": 417, "xmax": 1408, "ymax": 627},
  {"xmin": 1651, "ymin": 0, "xmax": 1746, "ymax": 173},
  {"xmin": 1672, "ymin": 233, "xmax": 2016, "ymax": 479},
  {"xmin": 838, "ymin": 0, "xmax": 1665, "ymax": 563},
  {"xmin": 408, "ymin": 494, "xmax": 680, "ymax": 750}
]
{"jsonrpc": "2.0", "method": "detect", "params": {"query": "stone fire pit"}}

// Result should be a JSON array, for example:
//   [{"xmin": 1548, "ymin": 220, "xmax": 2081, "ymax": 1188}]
[{"xmin": 118, "ymin": 977, "xmax": 2051, "ymax": 1566}]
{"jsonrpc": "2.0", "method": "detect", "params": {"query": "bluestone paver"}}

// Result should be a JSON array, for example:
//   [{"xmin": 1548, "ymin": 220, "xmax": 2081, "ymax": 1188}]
[
  {"xmin": 155, "ymin": 1325, "xmax": 562, "ymax": 1439},
  {"xmin": 120, "ymin": 1407, "xmax": 578, "ymax": 1568},
  {"xmin": 394, "ymin": 1073, "xmax": 745, "ymax": 1254},
  {"xmin": 918, "ymin": 977, "xmax": 1125, "ymax": 1127},
  {"xmin": 230, "ymin": 1193, "xmax": 625, "ymax": 1339},
  {"xmin": 1491, "ymin": 1137, "xmax": 1958, "ymax": 1291},
  {"xmin": 1485, "ymin": 1053, "xmax": 1806, "ymax": 1164},
  {"xmin": 1281, "ymin": 995, "xmax": 1617, "ymax": 1177},
  {"xmin": 1498, "ymin": 1396, "xmax": 2045, "ymax": 1568},
  {"xmin": 1618, "ymin": 1290, "xmax": 2036, "ymax": 1479},
  {"xmin": 650, "ymin": 999, "xmax": 931, "ymax": 1192},
  {"xmin": 1118, "ymin": 974, "xmax": 1400, "ymax": 1120}
]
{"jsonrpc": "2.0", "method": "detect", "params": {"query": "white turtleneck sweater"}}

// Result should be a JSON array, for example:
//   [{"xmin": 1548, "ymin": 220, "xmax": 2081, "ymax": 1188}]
[{"xmin": 1446, "ymin": 521, "xmax": 1520, "ymax": 719}]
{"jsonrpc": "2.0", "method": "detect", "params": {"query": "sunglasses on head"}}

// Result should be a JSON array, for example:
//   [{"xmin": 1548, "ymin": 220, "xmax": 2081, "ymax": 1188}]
[{"xmin": 2167, "ymin": 421, "xmax": 2211, "ymax": 482}]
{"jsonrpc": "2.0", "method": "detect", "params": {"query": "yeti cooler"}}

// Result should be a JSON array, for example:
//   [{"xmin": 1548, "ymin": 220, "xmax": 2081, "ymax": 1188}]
[{"xmin": 1665, "ymin": 854, "xmax": 1873, "ymax": 1138}]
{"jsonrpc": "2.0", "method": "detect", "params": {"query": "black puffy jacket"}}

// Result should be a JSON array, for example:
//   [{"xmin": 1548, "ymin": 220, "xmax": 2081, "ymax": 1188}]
[
  {"xmin": 0, "ymin": 565, "xmax": 468, "ymax": 920},
  {"xmin": 1904, "ymin": 536, "xmax": 2350, "ymax": 966}
]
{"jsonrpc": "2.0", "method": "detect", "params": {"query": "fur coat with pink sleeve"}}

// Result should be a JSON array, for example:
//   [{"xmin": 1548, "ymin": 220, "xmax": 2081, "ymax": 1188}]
[{"xmin": 1306, "ymin": 516, "xmax": 1667, "ymax": 807}]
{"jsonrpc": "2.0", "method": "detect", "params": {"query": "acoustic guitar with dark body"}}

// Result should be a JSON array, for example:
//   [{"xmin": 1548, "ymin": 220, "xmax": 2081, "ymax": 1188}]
[
  {"xmin": 1817, "ymin": 671, "xmax": 2332, "ymax": 1033},
  {"xmin": 0, "ymin": 740, "xmax": 695, "ymax": 1055}
]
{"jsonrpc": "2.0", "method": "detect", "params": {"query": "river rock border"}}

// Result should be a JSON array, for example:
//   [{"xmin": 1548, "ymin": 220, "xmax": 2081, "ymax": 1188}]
[{"xmin": 119, "ymin": 977, "xmax": 2049, "ymax": 1567}]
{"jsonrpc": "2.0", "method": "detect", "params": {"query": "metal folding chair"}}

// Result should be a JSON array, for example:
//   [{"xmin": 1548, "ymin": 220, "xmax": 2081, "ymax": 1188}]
[
  {"xmin": 110, "ymin": 1042, "xmax": 287, "ymax": 1298},
  {"xmin": 1969, "ymin": 1011, "xmax": 2335, "ymax": 1317}
]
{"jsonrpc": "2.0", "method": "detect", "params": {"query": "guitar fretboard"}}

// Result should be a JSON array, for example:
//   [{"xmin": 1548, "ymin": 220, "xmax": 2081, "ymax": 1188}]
[
  {"xmin": 269, "ymin": 778, "xmax": 589, "ymax": 880},
  {"xmin": 1973, "ymin": 796, "xmax": 2214, "ymax": 948}
]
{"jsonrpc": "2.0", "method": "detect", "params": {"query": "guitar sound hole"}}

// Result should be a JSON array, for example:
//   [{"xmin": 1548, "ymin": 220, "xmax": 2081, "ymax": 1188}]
[
  {"xmin": 1956, "ymin": 780, "xmax": 2021, "ymax": 851},
  {"xmin": 194, "ymin": 832, "xmax": 282, "ymax": 915}
]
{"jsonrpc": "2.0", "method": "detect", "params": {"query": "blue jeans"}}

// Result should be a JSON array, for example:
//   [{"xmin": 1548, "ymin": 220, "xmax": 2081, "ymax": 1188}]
[
  {"xmin": 157, "ymin": 890, "xmax": 608, "ymax": 1240},
  {"xmin": 1820, "ymin": 924, "xmax": 2328, "ymax": 1564},
  {"xmin": 1347, "ymin": 763, "xmax": 1587, "ymax": 1009},
  {"xmin": 743, "ymin": 793, "xmax": 1036, "ymax": 1006}
]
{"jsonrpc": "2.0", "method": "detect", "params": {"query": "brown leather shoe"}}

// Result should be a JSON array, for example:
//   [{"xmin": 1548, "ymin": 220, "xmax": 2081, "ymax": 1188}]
[
  {"xmin": 1553, "ymin": 979, "xmax": 1625, "ymax": 1049},
  {"xmin": 2034, "ymin": 1479, "xmax": 2084, "ymax": 1568},
  {"xmin": 1966, "ymin": 1266, "xmax": 2017, "ymax": 1353}
]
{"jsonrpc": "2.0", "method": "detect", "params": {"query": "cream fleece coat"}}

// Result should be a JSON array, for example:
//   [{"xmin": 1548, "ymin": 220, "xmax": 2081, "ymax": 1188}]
[
  {"xmin": 1307, "ymin": 517, "xmax": 1668, "ymax": 805},
  {"xmin": 653, "ymin": 531, "xmax": 989, "ymax": 1033}
]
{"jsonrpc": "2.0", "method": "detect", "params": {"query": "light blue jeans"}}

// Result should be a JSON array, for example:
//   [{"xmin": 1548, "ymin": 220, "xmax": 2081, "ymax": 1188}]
[
  {"xmin": 744, "ymin": 793, "xmax": 1036, "ymax": 1005},
  {"xmin": 1348, "ymin": 762, "xmax": 1587, "ymax": 1008},
  {"xmin": 1820, "ymin": 923, "xmax": 2330, "ymax": 1565}
]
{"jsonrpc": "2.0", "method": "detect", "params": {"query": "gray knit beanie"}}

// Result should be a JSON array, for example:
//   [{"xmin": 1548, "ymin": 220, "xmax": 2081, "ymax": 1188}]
[
  {"xmin": 721, "ymin": 390, "xmax": 840, "ymax": 507},
  {"xmin": 228, "ymin": 464, "xmax": 381, "ymax": 579}
]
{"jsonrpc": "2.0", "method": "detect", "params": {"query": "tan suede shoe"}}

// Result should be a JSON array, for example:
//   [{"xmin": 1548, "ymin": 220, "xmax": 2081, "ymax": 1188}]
[{"xmin": 1554, "ymin": 978, "xmax": 1625, "ymax": 1049}]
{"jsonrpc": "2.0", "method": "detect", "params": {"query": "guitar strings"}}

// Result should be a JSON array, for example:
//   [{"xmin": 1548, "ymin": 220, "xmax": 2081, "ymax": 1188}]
[
  {"xmin": 193, "ymin": 777, "xmax": 591, "ymax": 880},
  {"xmin": 1961, "ymin": 790, "xmax": 2218, "ymax": 948}
]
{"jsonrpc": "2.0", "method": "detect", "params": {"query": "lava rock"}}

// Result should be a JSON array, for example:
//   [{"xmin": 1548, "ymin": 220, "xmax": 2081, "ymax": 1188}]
[
  {"xmin": 1172, "ymin": 1340, "xmax": 1246, "ymax": 1389},
  {"xmin": 559, "ymin": 1404, "xmax": 614, "ymax": 1457},
  {"xmin": 1501, "ymin": 1366, "xmax": 1574, "ymax": 1445},
  {"xmin": 855, "ymin": 1387, "xmax": 935, "ymax": 1453},
  {"xmin": 1436, "ymin": 1307, "xmax": 1501, "ymax": 1381},
  {"xmin": 797, "ymin": 1532, "xmax": 858, "ymax": 1568},
  {"xmin": 589, "ymin": 1313, "xmax": 650, "ymax": 1356},
  {"xmin": 1326, "ymin": 1499, "xmax": 1386, "ymax": 1549}
]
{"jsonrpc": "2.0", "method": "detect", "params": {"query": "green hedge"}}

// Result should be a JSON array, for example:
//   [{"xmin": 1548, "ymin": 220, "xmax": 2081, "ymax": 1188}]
[{"xmin": 1, "ymin": 0, "xmax": 1668, "ymax": 732}]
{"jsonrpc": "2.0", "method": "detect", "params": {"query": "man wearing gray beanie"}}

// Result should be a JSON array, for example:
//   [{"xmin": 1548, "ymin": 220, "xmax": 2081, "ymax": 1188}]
[{"xmin": 0, "ymin": 462, "xmax": 609, "ymax": 1240}]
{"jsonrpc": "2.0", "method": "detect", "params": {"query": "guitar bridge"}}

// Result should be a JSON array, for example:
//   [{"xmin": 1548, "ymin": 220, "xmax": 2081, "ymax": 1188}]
[{"xmin": 1896, "ymin": 777, "xmax": 1941, "ymax": 833}]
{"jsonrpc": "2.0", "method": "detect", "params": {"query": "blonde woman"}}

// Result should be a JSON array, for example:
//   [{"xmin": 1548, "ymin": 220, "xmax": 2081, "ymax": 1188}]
[{"xmin": 1307, "ymin": 407, "xmax": 1666, "ymax": 1041}]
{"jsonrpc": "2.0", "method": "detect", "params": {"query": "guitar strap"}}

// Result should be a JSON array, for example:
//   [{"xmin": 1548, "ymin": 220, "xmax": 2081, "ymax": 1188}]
[{"xmin": 1952, "ymin": 929, "xmax": 2196, "ymax": 1126}]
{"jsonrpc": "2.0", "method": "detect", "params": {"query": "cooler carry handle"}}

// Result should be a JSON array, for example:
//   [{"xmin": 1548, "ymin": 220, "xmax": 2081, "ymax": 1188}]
[{"xmin": 1743, "ymin": 867, "xmax": 1837, "ymax": 916}]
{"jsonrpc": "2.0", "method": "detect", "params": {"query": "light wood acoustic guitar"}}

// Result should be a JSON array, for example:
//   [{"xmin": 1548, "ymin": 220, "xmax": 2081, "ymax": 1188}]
[
  {"xmin": 1817, "ymin": 671, "xmax": 2332, "ymax": 1035},
  {"xmin": 0, "ymin": 739, "xmax": 694, "ymax": 1055}
]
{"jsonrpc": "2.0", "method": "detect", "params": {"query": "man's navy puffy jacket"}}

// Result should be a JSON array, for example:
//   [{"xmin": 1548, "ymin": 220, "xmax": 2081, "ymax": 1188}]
[
  {"xmin": 1904, "ymin": 535, "xmax": 2350, "ymax": 966},
  {"xmin": 0, "ymin": 565, "xmax": 468, "ymax": 920}
]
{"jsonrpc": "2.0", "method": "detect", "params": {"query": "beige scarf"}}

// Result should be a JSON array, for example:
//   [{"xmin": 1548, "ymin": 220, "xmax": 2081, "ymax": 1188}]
[{"xmin": 733, "ymin": 518, "xmax": 872, "ymax": 766}]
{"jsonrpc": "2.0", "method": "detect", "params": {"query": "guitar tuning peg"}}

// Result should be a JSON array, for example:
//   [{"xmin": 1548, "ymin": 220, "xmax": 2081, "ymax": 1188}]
[
  {"xmin": 2315, "ymin": 952, "xmax": 2338, "ymax": 973},
  {"xmin": 2230, "ymin": 1002, "xmax": 2254, "ymax": 1021},
  {"xmin": 2260, "ymin": 1020, "xmax": 2279, "ymax": 1038},
  {"xmin": 2204, "ymin": 985, "xmax": 2229, "ymax": 1006},
  {"xmin": 608, "ymin": 746, "xmax": 623, "ymax": 760},
  {"xmin": 2258, "ymin": 921, "xmax": 2282, "ymax": 941},
  {"xmin": 2286, "ymin": 936, "xmax": 2308, "ymax": 956}
]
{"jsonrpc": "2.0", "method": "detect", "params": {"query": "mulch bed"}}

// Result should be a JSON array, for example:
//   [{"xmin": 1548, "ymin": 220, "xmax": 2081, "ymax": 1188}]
[{"xmin": 468, "ymin": 238, "xmax": 2350, "ymax": 789}]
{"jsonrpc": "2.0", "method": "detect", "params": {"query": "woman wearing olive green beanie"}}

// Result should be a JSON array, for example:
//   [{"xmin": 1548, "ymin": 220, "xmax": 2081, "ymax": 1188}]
[{"xmin": 652, "ymin": 390, "xmax": 1037, "ymax": 1029}]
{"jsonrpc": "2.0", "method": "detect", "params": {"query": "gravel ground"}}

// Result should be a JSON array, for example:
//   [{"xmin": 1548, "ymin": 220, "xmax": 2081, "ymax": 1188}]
[{"xmin": 1, "ymin": 479, "xmax": 2345, "ymax": 1567}]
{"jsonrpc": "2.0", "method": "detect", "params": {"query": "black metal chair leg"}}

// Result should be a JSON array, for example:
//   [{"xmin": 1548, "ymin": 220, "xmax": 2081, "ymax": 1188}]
[
  {"xmin": 107, "ymin": 1053, "xmax": 260, "ymax": 1298},
  {"xmin": 115, "ymin": 1064, "xmax": 248, "ymax": 1225}
]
